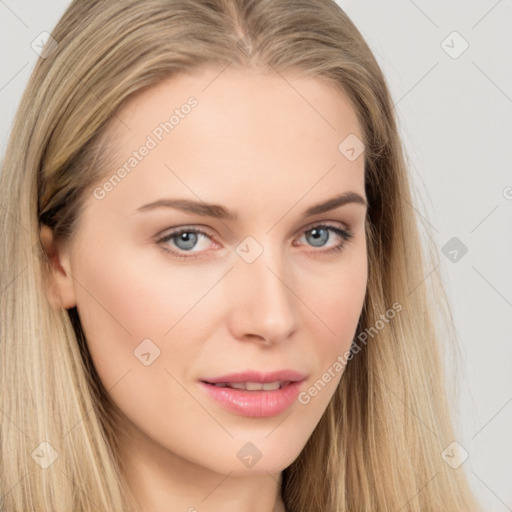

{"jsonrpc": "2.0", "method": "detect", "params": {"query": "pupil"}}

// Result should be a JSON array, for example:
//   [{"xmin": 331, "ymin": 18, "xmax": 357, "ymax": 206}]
[
  {"xmin": 308, "ymin": 228, "xmax": 328, "ymax": 247},
  {"xmin": 175, "ymin": 232, "xmax": 197, "ymax": 250}
]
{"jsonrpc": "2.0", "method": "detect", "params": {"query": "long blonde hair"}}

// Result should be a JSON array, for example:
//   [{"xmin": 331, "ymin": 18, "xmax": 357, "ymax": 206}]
[{"xmin": 0, "ymin": 0, "xmax": 482, "ymax": 510}]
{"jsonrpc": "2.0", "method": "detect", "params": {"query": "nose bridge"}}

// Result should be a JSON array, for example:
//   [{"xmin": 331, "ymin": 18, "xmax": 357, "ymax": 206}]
[{"xmin": 228, "ymin": 237, "xmax": 299, "ymax": 343}]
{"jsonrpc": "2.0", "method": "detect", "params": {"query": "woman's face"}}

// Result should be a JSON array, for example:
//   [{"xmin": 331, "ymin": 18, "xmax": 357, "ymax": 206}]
[{"xmin": 45, "ymin": 66, "xmax": 367, "ymax": 477}]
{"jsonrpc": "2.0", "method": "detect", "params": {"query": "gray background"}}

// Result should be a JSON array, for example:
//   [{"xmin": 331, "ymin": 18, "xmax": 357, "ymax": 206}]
[{"xmin": 1, "ymin": 1, "xmax": 511, "ymax": 509}]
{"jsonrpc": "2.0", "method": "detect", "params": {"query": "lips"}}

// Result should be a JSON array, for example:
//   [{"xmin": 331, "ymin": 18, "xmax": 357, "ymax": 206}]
[{"xmin": 199, "ymin": 370, "xmax": 307, "ymax": 418}]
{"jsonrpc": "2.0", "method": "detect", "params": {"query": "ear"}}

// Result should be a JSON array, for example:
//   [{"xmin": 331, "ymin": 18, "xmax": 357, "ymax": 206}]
[{"xmin": 39, "ymin": 224, "xmax": 77, "ymax": 310}]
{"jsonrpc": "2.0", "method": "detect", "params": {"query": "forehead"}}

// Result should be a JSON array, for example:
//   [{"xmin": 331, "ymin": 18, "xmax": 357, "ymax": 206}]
[{"xmin": 89, "ymin": 66, "xmax": 365, "ymax": 221}]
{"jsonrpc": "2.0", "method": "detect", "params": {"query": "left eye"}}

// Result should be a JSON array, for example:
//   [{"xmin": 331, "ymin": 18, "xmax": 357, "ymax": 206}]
[
  {"xmin": 296, "ymin": 224, "xmax": 352, "ymax": 250},
  {"xmin": 157, "ymin": 224, "xmax": 353, "ymax": 259}
]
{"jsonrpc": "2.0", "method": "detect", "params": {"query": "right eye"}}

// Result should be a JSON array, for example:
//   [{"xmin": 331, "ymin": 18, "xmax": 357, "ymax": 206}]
[{"xmin": 157, "ymin": 227, "xmax": 217, "ymax": 259}]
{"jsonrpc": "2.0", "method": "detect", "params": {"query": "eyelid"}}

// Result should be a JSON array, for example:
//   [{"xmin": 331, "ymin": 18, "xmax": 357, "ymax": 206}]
[
  {"xmin": 301, "ymin": 218, "xmax": 350, "ymax": 233},
  {"xmin": 154, "ymin": 223, "xmax": 214, "ymax": 239}
]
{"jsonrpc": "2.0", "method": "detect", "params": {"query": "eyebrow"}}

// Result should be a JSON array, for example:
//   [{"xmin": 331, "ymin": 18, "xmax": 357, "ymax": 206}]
[{"xmin": 135, "ymin": 191, "xmax": 367, "ymax": 220}]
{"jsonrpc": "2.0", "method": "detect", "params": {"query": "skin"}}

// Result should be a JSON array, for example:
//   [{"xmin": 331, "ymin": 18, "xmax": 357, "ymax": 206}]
[{"xmin": 41, "ymin": 66, "xmax": 368, "ymax": 512}]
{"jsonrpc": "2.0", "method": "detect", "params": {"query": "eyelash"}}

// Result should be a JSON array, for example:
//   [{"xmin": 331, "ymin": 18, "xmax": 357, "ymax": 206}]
[{"xmin": 156, "ymin": 224, "xmax": 354, "ymax": 260}]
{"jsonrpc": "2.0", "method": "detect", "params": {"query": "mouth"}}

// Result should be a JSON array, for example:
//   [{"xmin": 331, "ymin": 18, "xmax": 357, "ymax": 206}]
[
  {"xmin": 198, "ymin": 370, "xmax": 306, "ymax": 418},
  {"xmin": 205, "ymin": 380, "xmax": 291, "ymax": 391}
]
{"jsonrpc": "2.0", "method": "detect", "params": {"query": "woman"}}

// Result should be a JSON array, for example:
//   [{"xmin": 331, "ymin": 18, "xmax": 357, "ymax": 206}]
[{"xmin": 0, "ymin": 0, "xmax": 482, "ymax": 510}]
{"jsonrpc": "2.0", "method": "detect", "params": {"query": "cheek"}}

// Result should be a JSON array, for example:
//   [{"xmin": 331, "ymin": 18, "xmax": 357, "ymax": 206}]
[
  {"xmin": 296, "ymin": 247, "xmax": 367, "ymax": 402},
  {"xmin": 70, "ymin": 243, "xmax": 216, "ymax": 387},
  {"xmin": 307, "ymin": 246, "xmax": 368, "ymax": 345}
]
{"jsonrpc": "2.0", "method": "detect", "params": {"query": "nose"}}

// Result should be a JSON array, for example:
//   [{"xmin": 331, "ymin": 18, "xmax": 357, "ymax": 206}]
[{"xmin": 226, "ymin": 244, "xmax": 299, "ymax": 346}]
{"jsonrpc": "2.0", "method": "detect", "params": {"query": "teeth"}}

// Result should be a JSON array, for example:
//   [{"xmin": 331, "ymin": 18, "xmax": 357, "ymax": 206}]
[
  {"xmin": 262, "ymin": 382, "xmax": 281, "ymax": 391},
  {"xmin": 229, "ymin": 382, "xmax": 246, "ymax": 390},
  {"xmin": 246, "ymin": 382, "xmax": 265, "ymax": 391},
  {"xmin": 211, "ymin": 381, "xmax": 285, "ymax": 391}
]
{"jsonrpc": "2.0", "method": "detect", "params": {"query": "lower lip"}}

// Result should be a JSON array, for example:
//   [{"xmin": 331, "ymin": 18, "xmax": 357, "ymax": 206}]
[{"xmin": 198, "ymin": 380, "xmax": 304, "ymax": 418}]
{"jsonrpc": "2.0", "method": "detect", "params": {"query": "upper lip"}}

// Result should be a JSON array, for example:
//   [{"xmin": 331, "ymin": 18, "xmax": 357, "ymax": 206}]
[{"xmin": 201, "ymin": 370, "xmax": 306, "ymax": 384}]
